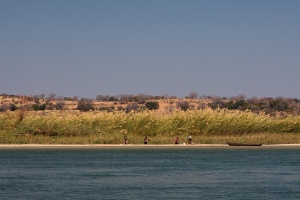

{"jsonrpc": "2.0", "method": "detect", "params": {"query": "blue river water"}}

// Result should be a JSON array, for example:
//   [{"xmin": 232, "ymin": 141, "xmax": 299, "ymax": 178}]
[{"xmin": 0, "ymin": 146, "xmax": 300, "ymax": 200}]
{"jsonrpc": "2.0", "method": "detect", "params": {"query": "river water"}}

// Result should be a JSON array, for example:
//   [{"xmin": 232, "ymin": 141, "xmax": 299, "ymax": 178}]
[{"xmin": 1, "ymin": 146, "xmax": 299, "ymax": 199}]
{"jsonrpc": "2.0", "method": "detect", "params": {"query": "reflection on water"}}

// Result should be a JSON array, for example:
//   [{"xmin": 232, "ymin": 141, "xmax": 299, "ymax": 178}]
[{"xmin": 0, "ymin": 147, "xmax": 300, "ymax": 200}]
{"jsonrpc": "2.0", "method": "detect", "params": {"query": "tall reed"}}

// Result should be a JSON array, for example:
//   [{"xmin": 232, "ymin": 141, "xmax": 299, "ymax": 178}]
[{"xmin": 1, "ymin": 108, "xmax": 300, "ymax": 144}]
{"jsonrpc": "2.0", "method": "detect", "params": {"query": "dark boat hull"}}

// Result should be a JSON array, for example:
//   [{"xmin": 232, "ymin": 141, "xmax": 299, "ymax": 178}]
[{"xmin": 227, "ymin": 142, "xmax": 262, "ymax": 146}]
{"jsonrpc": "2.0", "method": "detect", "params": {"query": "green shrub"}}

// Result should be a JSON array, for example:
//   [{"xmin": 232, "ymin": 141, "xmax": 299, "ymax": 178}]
[
  {"xmin": 145, "ymin": 101, "xmax": 159, "ymax": 110},
  {"xmin": 176, "ymin": 101, "xmax": 190, "ymax": 111},
  {"xmin": 77, "ymin": 100, "xmax": 94, "ymax": 112}
]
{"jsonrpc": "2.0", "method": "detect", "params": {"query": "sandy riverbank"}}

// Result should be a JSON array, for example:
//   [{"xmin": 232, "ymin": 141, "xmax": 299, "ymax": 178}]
[{"xmin": 0, "ymin": 144, "xmax": 300, "ymax": 148}]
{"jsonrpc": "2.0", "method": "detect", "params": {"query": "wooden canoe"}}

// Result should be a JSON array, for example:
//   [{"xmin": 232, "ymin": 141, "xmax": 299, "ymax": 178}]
[{"xmin": 227, "ymin": 142, "xmax": 262, "ymax": 146}]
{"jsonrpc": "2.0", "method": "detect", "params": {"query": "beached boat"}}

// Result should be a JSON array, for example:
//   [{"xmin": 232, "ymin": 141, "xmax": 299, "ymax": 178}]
[{"xmin": 226, "ymin": 142, "xmax": 262, "ymax": 146}]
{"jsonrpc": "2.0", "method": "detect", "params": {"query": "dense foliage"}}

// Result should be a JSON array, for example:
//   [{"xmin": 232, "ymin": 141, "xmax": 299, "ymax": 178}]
[{"xmin": 145, "ymin": 101, "xmax": 159, "ymax": 110}]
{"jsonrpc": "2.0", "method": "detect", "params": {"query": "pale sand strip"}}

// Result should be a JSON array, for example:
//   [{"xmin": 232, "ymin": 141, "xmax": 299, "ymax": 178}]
[
  {"xmin": 0, "ymin": 144, "xmax": 300, "ymax": 148},
  {"xmin": 0, "ymin": 144, "xmax": 227, "ymax": 148}
]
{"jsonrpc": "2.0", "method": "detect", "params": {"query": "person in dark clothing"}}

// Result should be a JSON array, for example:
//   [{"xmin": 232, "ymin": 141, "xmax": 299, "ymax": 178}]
[
  {"xmin": 144, "ymin": 136, "xmax": 150, "ymax": 144},
  {"xmin": 187, "ymin": 135, "xmax": 192, "ymax": 144},
  {"xmin": 124, "ymin": 136, "xmax": 128, "ymax": 144}
]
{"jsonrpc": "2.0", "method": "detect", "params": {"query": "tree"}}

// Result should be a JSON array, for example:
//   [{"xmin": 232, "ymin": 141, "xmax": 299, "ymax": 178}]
[
  {"xmin": 77, "ymin": 99, "xmax": 94, "ymax": 112},
  {"xmin": 0, "ymin": 104, "xmax": 10, "ymax": 112},
  {"xmin": 208, "ymin": 96, "xmax": 224, "ymax": 109},
  {"xmin": 73, "ymin": 95, "xmax": 79, "ymax": 101},
  {"xmin": 38, "ymin": 94, "xmax": 45, "ymax": 99},
  {"xmin": 169, "ymin": 95, "xmax": 177, "ymax": 99},
  {"xmin": 248, "ymin": 96, "xmax": 259, "ymax": 104},
  {"xmin": 39, "ymin": 104, "xmax": 46, "ymax": 110},
  {"xmin": 189, "ymin": 92, "xmax": 198, "ymax": 99},
  {"xmin": 32, "ymin": 104, "xmax": 46, "ymax": 111},
  {"xmin": 145, "ymin": 101, "xmax": 159, "ymax": 110},
  {"xmin": 64, "ymin": 97, "xmax": 74, "ymax": 101},
  {"xmin": 269, "ymin": 99, "xmax": 289, "ymax": 111},
  {"xmin": 33, "ymin": 95, "xmax": 40, "ymax": 103},
  {"xmin": 235, "ymin": 100, "xmax": 248, "ymax": 110},
  {"xmin": 125, "ymin": 103, "xmax": 139, "ymax": 112},
  {"xmin": 55, "ymin": 101, "xmax": 66, "ymax": 110},
  {"xmin": 48, "ymin": 93, "xmax": 57, "ymax": 101},
  {"xmin": 56, "ymin": 96, "xmax": 64, "ymax": 101},
  {"xmin": 10, "ymin": 104, "xmax": 18, "ymax": 111},
  {"xmin": 161, "ymin": 94, "xmax": 169, "ymax": 99},
  {"xmin": 230, "ymin": 94, "xmax": 246, "ymax": 101},
  {"xmin": 117, "ymin": 94, "xmax": 134, "ymax": 102},
  {"xmin": 96, "ymin": 95, "xmax": 109, "ymax": 102},
  {"xmin": 32, "ymin": 104, "xmax": 39, "ymax": 111},
  {"xmin": 136, "ymin": 93, "xmax": 148, "ymax": 104},
  {"xmin": 109, "ymin": 96, "xmax": 116, "ymax": 101},
  {"xmin": 176, "ymin": 101, "xmax": 190, "ymax": 111},
  {"xmin": 224, "ymin": 101, "xmax": 237, "ymax": 109},
  {"xmin": 197, "ymin": 102, "xmax": 206, "ymax": 110}
]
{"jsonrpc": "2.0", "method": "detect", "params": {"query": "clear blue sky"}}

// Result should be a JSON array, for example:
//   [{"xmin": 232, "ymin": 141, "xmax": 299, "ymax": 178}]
[{"xmin": 1, "ymin": 0, "xmax": 299, "ymax": 99}]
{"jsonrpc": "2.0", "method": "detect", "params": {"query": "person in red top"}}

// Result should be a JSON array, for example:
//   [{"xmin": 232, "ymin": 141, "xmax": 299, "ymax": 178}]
[{"xmin": 174, "ymin": 137, "xmax": 179, "ymax": 144}]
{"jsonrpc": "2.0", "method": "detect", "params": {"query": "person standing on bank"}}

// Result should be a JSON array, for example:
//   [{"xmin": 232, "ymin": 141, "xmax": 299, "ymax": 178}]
[
  {"xmin": 124, "ymin": 136, "xmax": 128, "ymax": 144},
  {"xmin": 187, "ymin": 135, "xmax": 192, "ymax": 144},
  {"xmin": 175, "ymin": 137, "xmax": 179, "ymax": 144},
  {"xmin": 144, "ymin": 136, "xmax": 150, "ymax": 144}
]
